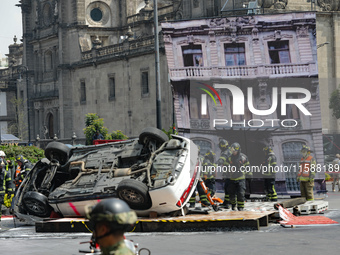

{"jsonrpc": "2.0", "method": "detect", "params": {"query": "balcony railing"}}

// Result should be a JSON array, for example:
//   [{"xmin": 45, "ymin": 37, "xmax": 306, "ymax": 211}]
[
  {"xmin": 169, "ymin": 63, "xmax": 317, "ymax": 81},
  {"xmin": 81, "ymin": 35, "xmax": 162, "ymax": 62}
]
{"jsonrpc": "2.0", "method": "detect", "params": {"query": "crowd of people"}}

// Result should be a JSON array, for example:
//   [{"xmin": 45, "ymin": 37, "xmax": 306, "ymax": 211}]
[
  {"xmin": 190, "ymin": 139, "xmax": 318, "ymax": 210},
  {"xmin": 0, "ymin": 151, "xmax": 33, "ymax": 219}
]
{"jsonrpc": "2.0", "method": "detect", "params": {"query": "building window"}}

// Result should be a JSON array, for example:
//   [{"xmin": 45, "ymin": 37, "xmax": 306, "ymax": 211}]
[
  {"xmin": 182, "ymin": 45, "xmax": 203, "ymax": 67},
  {"xmin": 282, "ymin": 141, "xmax": 305, "ymax": 191},
  {"xmin": 45, "ymin": 51, "xmax": 53, "ymax": 71},
  {"xmin": 224, "ymin": 43, "xmax": 246, "ymax": 66},
  {"xmin": 141, "ymin": 71, "xmax": 149, "ymax": 96},
  {"xmin": 276, "ymin": 95, "xmax": 300, "ymax": 120},
  {"xmin": 90, "ymin": 8, "xmax": 103, "ymax": 22},
  {"xmin": 192, "ymin": 139, "xmax": 212, "ymax": 156},
  {"xmin": 189, "ymin": 96, "xmax": 209, "ymax": 119},
  {"xmin": 108, "ymin": 76, "xmax": 115, "ymax": 100},
  {"xmin": 80, "ymin": 80, "xmax": 86, "ymax": 103},
  {"xmin": 268, "ymin": 40, "xmax": 290, "ymax": 64}
]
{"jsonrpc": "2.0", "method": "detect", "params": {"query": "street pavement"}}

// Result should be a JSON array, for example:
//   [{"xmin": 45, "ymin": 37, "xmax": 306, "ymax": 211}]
[{"xmin": 0, "ymin": 183, "xmax": 339, "ymax": 255}]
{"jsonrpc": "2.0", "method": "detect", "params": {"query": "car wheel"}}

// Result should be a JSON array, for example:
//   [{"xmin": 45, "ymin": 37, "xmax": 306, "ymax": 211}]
[
  {"xmin": 139, "ymin": 127, "xmax": 169, "ymax": 147},
  {"xmin": 117, "ymin": 179, "xmax": 152, "ymax": 210},
  {"xmin": 45, "ymin": 142, "xmax": 71, "ymax": 165},
  {"xmin": 23, "ymin": 191, "xmax": 52, "ymax": 217}
]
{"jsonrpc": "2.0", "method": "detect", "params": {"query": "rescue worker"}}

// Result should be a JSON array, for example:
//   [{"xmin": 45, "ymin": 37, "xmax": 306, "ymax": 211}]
[
  {"xmin": 85, "ymin": 198, "xmax": 137, "ymax": 255},
  {"xmin": 262, "ymin": 146, "xmax": 278, "ymax": 201},
  {"xmin": 226, "ymin": 143, "xmax": 251, "ymax": 211},
  {"xmin": 217, "ymin": 139, "xmax": 232, "ymax": 208},
  {"xmin": 189, "ymin": 150, "xmax": 216, "ymax": 207},
  {"xmin": 14, "ymin": 155, "xmax": 33, "ymax": 189},
  {"xmin": 297, "ymin": 145, "xmax": 316, "ymax": 201},
  {"xmin": 0, "ymin": 158, "xmax": 15, "ymax": 220},
  {"xmin": 0, "ymin": 150, "xmax": 14, "ymax": 178},
  {"xmin": 331, "ymin": 154, "xmax": 340, "ymax": 192}
]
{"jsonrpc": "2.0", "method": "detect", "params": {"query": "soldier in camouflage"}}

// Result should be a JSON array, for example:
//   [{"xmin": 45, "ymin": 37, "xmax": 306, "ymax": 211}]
[{"xmin": 86, "ymin": 198, "xmax": 137, "ymax": 255}]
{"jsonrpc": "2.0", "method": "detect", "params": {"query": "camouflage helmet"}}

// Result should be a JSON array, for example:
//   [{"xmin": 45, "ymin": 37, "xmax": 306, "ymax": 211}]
[
  {"xmin": 218, "ymin": 139, "xmax": 229, "ymax": 151},
  {"xmin": 16, "ymin": 155, "xmax": 26, "ymax": 164},
  {"xmin": 230, "ymin": 143, "xmax": 241, "ymax": 153},
  {"xmin": 204, "ymin": 149, "xmax": 216, "ymax": 164},
  {"xmin": 86, "ymin": 198, "xmax": 137, "ymax": 232}
]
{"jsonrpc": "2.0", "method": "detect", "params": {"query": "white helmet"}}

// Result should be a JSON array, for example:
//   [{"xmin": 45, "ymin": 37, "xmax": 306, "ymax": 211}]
[{"xmin": 0, "ymin": 151, "xmax": 5, "ymax": 157}]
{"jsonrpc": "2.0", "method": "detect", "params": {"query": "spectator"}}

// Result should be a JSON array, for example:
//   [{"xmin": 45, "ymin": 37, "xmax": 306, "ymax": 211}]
[{"xmin": 93, "ymin": 130, "xmax": 104, "ymax": 141}]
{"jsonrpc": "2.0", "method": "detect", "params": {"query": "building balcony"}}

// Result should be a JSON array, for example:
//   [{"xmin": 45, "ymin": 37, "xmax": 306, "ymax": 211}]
[
  {"xmin": 81, "ymin": 35, "xmax": 164, "ymax": 63},
  {"xmin": 169, "ymin": 63, "xmax": 318, "ymax": 81}
]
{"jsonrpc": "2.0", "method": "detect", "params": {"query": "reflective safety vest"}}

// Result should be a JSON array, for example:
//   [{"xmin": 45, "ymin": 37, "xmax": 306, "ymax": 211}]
[
  {"xmin": 14, "ymin": 166, "xmax": 22, "ymax": 187},
  {"xmin": 298, "ymin": 155, "xmax": 316, "ymax": 181}
]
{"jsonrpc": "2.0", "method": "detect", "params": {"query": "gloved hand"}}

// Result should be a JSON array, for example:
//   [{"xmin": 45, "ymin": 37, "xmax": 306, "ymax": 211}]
[{"xmin": 4, "ymin": 193, "xmax": 14, "ymax": 208}]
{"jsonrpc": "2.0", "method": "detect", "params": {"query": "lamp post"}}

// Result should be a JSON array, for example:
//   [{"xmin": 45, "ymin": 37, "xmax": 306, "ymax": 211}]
[
  {"xmin": 18, "ymin": 65, "xmax": 31, "ymax": 144},
  {"xmin": 153, "ymin": 0, "xmax": 162, "ymax": 129}
]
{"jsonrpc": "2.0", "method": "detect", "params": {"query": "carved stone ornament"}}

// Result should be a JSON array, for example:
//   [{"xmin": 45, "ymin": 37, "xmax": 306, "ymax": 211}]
[
  {"xmin": 296, "ymin": 26, "xmax": 309, "ymax": 38},
  {"xmin": 252, "ymin": 28, "xmax": 259, "ymax": 40},
  {"xmin": 209, "ymin": 16, "xmax": 256, "ymax": 30},
  {"xmin": 274, "ymin": 30, "xmax": 281, "ymax": 40},
  {"xmin": 274, "ymin": 0, "xmax": 288, "ymax": 10},
  {"xmin": 317, "ymin": 0, "xmax": 339, "ymax": 11}
]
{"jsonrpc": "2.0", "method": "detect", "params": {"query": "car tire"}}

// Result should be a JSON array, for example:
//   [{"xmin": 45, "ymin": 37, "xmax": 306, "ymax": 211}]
[
  {"xmin": 117, "ymin": 179, "xmax": 152, "ymax": 210},
  {"xmin": 45, "ymin": 142, "xmax": 71, "ymax": 165},
  {"xmin": 23, "ymin": 191, "xmax": 52, "ymax": 217},
  {"xmin": 139, "ymin": 127, "xmax": 169, "ymax": 146}
]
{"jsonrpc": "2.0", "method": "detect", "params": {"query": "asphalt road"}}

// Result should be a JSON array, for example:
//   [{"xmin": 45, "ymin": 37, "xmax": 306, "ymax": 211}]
[{"xmin": 1, "ymin": 183, "xmax": 339, "ymax": 255}]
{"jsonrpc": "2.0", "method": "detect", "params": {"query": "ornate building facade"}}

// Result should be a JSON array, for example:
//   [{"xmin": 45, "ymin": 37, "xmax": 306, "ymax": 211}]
[{"xmin": 15, "ymin": 0, "xmax": 340, "ymax": 142}]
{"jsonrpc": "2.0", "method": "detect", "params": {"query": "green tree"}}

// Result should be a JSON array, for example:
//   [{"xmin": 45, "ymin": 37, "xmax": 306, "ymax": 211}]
[
  {"xmin": 162, "ymin": 124, "xmax": 178, "ymax": 139},
  {"xmin": 83, "ymin": 113, "xmax": 108, "ymax": 145},
  {"xmin": 107, "ymin": 130, "xmax": 128, "ymax": 140},
  {"xmin": 329, "ymin": 88, "xmax": 340, "ymax": 119}
]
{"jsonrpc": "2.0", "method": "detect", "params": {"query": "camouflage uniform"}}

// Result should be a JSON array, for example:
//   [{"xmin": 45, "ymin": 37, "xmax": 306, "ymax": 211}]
[{"xmin": 101, "ymin": 240, "xmax": 134, "ymax": 255}]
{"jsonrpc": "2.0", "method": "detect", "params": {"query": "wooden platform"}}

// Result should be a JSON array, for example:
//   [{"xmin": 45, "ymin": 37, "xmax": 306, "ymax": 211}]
[{"xmin": 35, "ymin": 210, "xmax": 275, "ymax": 233}]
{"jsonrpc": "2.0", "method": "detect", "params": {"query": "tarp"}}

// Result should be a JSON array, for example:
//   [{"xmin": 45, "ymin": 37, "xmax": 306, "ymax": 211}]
[{"xmin": 0, "ymin": 134, "xmax": 20, "ymax": 141}]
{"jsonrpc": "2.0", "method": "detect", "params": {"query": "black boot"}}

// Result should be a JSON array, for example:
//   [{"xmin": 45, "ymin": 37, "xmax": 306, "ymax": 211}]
[{"xmin": 220, "ymin": 201, "xmax": 230, "ymax": 209}]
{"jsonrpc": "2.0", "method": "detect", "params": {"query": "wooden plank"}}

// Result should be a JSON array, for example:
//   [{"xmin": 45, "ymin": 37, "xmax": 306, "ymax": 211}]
[{"xmin": 35, "ymin": 211, "xmax": 273, "ymax": 233}]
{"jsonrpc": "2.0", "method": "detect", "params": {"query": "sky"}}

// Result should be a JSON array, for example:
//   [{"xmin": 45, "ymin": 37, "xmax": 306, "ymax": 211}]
[{"xmin": 0, "ymin": 1, "xmax": 22, "ymax": 56}]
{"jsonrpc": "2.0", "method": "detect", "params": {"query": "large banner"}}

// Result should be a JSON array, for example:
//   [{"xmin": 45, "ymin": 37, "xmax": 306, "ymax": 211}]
[{"xmin": 162, "ymin": 12, "xmax": 325, "ymax": 195}]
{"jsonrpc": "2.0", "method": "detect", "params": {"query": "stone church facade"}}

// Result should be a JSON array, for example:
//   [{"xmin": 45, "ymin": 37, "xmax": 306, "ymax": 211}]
[{"xmin": 11, "ymin": 0, "xmax": 340, "ymax": 142}]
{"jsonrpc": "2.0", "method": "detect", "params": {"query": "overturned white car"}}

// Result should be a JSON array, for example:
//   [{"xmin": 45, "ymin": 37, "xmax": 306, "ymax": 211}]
[{"xmin": 13, "ymin": 127, "xmax": 201, "ymax": 221}]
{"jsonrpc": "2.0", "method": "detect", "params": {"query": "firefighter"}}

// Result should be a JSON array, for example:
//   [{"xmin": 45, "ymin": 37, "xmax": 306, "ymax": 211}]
[
  {"xmin": 85, "ymin": 198, "xmax": 137, "ymax": 255},
  {"xmin": 297, "ymin": 145, "xmax": 316, "ymax": 201},
  {"xmin": 188, "ymin": 149, "xmax": 216, "ymax": 208},
  {"xmin": 262, "ymin": 146, "xmax": 278, "ymax": 201},
  {"xmin": 0, "ymin": 150, "xmax": 14, "ymax": 179},
  {"xmin": 217, "ymin": 139, "xmax": 232, "ymax": 208},
  {"xmin": 14, "ymin": 155, "xmax": 33, "ymax": 189},
  {"xmin": 331, "ymin": 154, "xmax": 340, "ymax": 192},
  {"xmin": 0, "ymin": 158, "xmax": 15, "ymax": 220},
  {"xmin": 226, "ymin": 143, "xmax": 251, "ymax": 211}
]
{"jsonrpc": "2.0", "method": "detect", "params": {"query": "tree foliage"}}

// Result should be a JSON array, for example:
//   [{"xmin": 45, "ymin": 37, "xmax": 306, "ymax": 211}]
[
  {"xmin": 0, "ymin": 145, "xmax": 44, "ymax": 163},
  {"xmin": 83, "ymin": 113, "xmax": 108, "ymax": 145},
  {"xmin": 107, "ymin": 130, "xmax": 128, "ymax": 140},
  {"xmin": 329, "ymin": 89, "xmax": 340, "ymax": 119},
  {"xmin": 162, "ymin": 124, "xmax": 178, "ymax": 139}
]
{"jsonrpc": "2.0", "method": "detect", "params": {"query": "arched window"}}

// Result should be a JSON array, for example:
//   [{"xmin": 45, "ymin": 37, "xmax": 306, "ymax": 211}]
[
  {"xmin": 192, "ymin": 139, "xmax": 212, "ymax": 156},
  {"xmin": 47, "ymin": 113, "xmax": 54, "ymax": 139}
]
